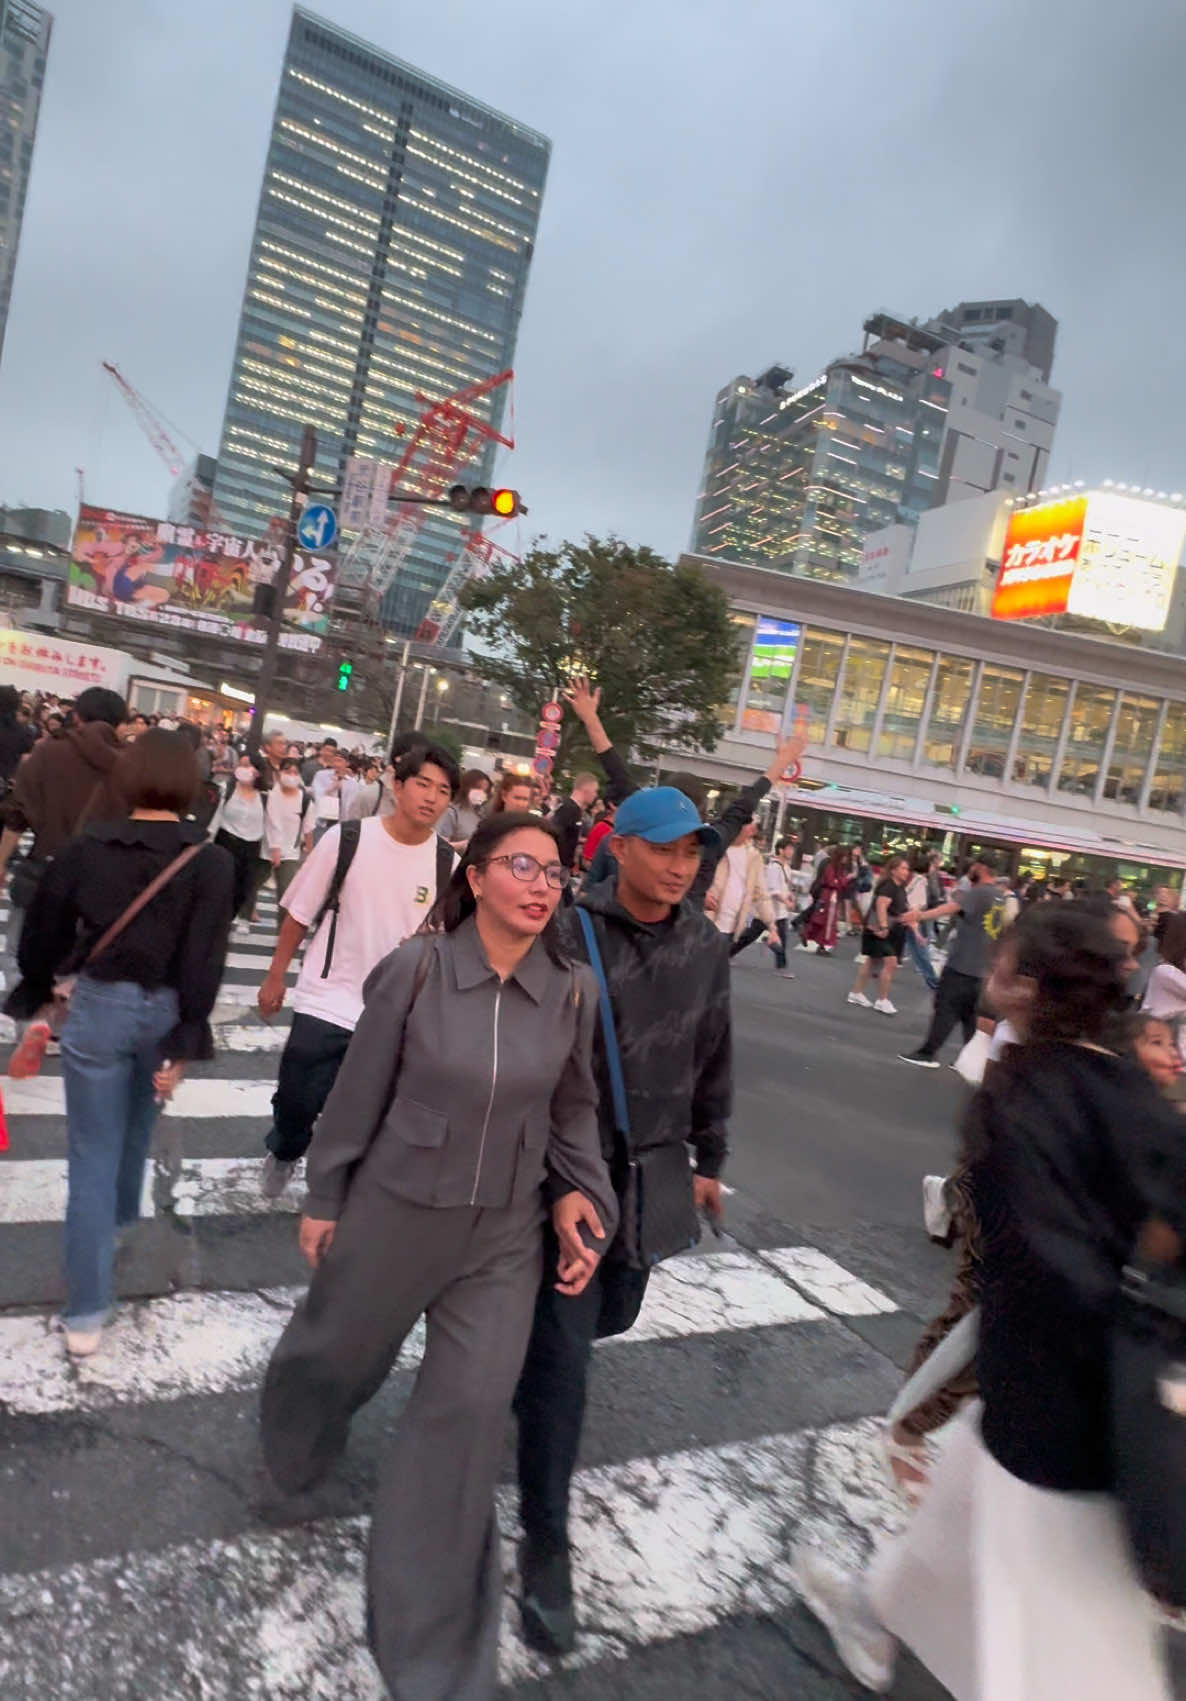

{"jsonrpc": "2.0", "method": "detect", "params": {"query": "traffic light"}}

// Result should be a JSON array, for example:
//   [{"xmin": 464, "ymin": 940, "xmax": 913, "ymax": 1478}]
[
  {"xmin": 337, "ymin": 659, "xmax": 353, "ymax": 692},
  {"xmin": 447, "ymin": 484, "xmax": 525, "ymax": 517}
]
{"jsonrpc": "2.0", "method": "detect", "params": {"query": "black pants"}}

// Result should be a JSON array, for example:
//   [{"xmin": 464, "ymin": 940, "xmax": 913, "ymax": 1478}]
[
  {"xmin": 917, "ymin": 966, "xmax": 981, "ymax": 1060},
  {"xmin": 214, "ymin": 828, "xmax": 263, "ymax": 919},
  {"xmin": 729, "ymin": 917, "xmax": 768, "ymax": 958},
  {"xmin": 266, "ymin": 1012, "xmax": 353, "ymax": 1163},
  {"xmin": 514, "ymin": 1237, "xmax": 649, "ymax": 1554}
]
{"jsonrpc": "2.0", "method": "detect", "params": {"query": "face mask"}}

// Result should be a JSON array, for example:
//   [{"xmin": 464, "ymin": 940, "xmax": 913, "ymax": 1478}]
[
  {"xmin": 234, "ymin": 767, "xmax": 256, "ymax": 785},
  {"xmin": 467, "ymin": 788, "xmax": 487, "ymax": 807},
  {"xmin": 279, "ymin": 773, "xmax": 300, "ymax": 790}
]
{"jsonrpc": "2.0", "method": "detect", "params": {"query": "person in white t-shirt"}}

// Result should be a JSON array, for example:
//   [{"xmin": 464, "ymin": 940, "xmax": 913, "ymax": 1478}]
[
  {"xmin": 255, "ymin": 758, "xmax": 314, "ymax": 916},
  {"xmin": 310, "ymin": 749, "xmax": 351, "ymax": 844},
  {"xmin": 256, "ymin": 742, "xmax": 461, "ymax": 1197}
]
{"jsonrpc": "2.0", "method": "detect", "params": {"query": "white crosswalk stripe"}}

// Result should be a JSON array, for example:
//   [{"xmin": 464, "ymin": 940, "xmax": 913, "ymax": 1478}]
[{"xmin": 0, "ymin": 942, "xmax": 912, "ymax": 1700}]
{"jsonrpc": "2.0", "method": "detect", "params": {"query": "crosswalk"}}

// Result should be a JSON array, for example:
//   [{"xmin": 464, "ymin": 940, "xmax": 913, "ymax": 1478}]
[{"xmin": 0, "ymin": 890, "xmax": 924, "ymax": 1700}]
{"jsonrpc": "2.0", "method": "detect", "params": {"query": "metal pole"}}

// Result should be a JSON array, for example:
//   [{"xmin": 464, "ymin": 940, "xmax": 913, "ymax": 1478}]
[
  {"xmin": 386, "ymin": 640, "xmax": 411, "ymax": 750},
  {"xmin": 413, "ymin": 665, "xmax": 432, "ymax": 731},
  {"xmin": 248, "ymin": 423, "xmax": 318, "ymax": 756}
]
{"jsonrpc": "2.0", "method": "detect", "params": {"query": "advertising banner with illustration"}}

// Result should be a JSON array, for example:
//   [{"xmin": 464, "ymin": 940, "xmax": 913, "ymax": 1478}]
[{"xmin": 66, "ymin": 505, "xmax": 338, "ymax": 654}]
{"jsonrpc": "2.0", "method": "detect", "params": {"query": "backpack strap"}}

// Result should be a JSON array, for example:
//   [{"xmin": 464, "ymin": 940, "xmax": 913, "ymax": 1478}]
[
  {"xmin": 434, "ymin": 834, "xmax": 454, "ymax": 899},
  {"xmin": 575, "ymin": 906, "xmax": 630, "ymax": 1143},
  {"xmin": 316, "ymin": 819, "xmax": 362, "ymax": 979}
]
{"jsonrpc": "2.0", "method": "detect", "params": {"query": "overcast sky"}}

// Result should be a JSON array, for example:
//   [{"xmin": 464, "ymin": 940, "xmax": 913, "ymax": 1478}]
[{"xmin": 1, "ymin": 0, "xmax": 1183, "ymax": 559}]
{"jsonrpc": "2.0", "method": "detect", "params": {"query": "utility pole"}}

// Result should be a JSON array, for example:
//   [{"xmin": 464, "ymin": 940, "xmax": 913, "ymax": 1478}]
[
  {"xmin": 248, "ymin": 424, "xmax": 334, "ymax": 755},
  {"xmin": 413, "ymin": 664, "xmax": 433, "ymax": 731},
  {"xmin": 386, "ymin": 640, "xmax": 411, "ymax": 750}
]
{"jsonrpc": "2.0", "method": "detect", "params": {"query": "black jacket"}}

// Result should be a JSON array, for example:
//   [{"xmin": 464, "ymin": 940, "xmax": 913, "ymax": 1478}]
[
  {"xmin": 587, "ymin": 742, "xmax": 772, "ymax": 906},
  {"xmin": 557, "ymin": 878, "xmax": 732, "ymax": 1182},
  {"xmin": 971, "ymin": 1043, "xmax": 1186, "ymax": 1492},
  {"xmin": 7, "ymin": 818, "xmax": 235, "ymax": 1061}
]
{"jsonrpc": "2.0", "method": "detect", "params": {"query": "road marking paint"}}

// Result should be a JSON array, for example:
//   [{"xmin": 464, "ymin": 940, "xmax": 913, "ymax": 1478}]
[
  {"xmin": 0, "ymin": 1418, "xmax": 900, "ymax": 1693},
  {"xmin": 759, "ymin": 1246, "xmax": 898, "ymax": 1316},
  {"xmin": 0, "ymin": 1246, "xmax": 832, "ymax": 1411},
  {"xmin": 0, "ymin": 1154, "xmax": 301, "ymax": 1225},
  {"xmin": 3, "ymin": 1076, "xmax": 278, "ymax": 1119},
  {"xmin": 215, "ymin": 1024, "xmax": 289, "ymax": 1053}
]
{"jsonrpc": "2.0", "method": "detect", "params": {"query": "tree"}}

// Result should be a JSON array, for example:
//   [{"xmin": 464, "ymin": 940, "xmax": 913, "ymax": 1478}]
[{"xmin": 459, "ymin": 537, "xmax": 741, "ymax": 772}]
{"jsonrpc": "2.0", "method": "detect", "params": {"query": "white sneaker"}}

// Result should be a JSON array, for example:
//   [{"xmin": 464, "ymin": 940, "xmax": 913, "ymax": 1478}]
[
  {"xmin": 847, "ymin": 991, "xmax": 872, "ymax": 1008},
  {"xmin": 791, "ymin": 1545, "xmax": 895, "ymax": 1692},
  {"xmin": 64, "ymin": 1327, "xmax": 102, "ymax": 1358},
  {"xmin": 874, "ymin": 998, "xmax": 897, "ymax": 1016},
  {"xmin": 923, "ymin": 1174, "xmax": 953, "ymax": 1240},
  {"xmin": 854, "ymin": 952, "xmax": 867, "ymax": 965}
]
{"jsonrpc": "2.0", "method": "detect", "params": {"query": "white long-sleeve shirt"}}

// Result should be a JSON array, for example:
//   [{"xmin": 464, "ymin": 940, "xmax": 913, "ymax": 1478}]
[
  {"xmin": 264, "ymin": 785, "xmax": 313, "ymax": 861},
  {"xmin": 1141, "ymin": 962, "xmax": 1186, "ymax": 1021}
]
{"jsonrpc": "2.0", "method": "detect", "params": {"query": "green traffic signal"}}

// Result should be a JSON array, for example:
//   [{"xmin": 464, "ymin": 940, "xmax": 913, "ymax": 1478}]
[{"xmin": 337, "ymin": 659, "xmax": 353, "ymax": 692}]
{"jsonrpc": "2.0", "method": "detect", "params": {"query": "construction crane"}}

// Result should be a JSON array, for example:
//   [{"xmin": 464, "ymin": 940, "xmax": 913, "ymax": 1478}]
[
  {"xmin": 339, "ymin": 370, "xmax": 518, "ymax": 614},
  {"xmin": 101, "ymin": 362, "xmax": 190, "ymax": 480},
  {"xmin": 100, "ymin": 361, "xmax": 226, "ymax": 534}
]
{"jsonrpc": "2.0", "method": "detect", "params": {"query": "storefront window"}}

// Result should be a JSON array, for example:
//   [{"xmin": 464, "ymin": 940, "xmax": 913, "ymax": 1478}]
[
  {"xmin": 1057, "ymin": 683, "xmax": 1117, "ymax": 797},
  {"xmin": 922, "ymin": 654, "xmax": 975, "ymax": 768},
  {"xmin": 875, "ymin": 646, "xmax": 933, "ymax": 761},
  {"xmin": 794, "ymin": 627, "xmax": 847, "ymax": 745},
  {"xmin": 1148, "ymin": 701, "xmax": 1186, "ymax": 814},
  {"xmin": 721, "ymin": 612, "xmax": 756, "ymax": 725},
  {"xmin": 1104, "ymin": 695, "xmax": 1160, "ymax": 804},
  {"xmin": 740, "ymin": 616, "xmax": 802, "ymax": 734},
  {"xmin": 1012, "ymin": 672, "xmax": 1071, "ymax": 789},
  {"xmin": 831, "ymin": 636, "xmax": 890, "ymax": 753}
]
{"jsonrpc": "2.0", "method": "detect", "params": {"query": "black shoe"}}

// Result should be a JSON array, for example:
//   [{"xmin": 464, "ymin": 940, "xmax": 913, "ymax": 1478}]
[
  {"xmin": 898, "ymin": 1050, "xmax": 940, "ymax": 1069},
  {"xmin": 519, "ymin": 1540, "xmax": 576, "ymax": 1655}
]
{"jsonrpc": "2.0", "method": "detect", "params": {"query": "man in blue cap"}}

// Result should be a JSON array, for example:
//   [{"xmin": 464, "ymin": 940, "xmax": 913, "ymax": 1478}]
[{"xmin": 514, "ymin": 785, "xmax": 733, "ymax": 1654}]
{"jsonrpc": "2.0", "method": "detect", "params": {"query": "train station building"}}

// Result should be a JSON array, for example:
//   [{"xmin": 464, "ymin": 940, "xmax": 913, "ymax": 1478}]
[{"xmin": 685, "ymin": 557, "xmax": 1186, "ymax": 890}]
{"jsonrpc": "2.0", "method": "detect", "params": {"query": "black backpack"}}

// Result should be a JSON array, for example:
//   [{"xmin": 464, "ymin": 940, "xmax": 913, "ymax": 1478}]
[{"xmin": 315, "ymin": 820, "xmax": 454, "ymax": 979}]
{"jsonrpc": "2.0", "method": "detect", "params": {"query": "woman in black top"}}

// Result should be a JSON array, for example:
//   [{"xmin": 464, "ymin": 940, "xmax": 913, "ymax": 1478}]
[
  {"xmin": 795, "ymin": 903, "xmax": 1184, "ymax": 1698},
  {"xmin": 848, "ymin": 853, "xmax": 916, "ymax": 1015},
  {"xmin": 7, "ymin": 729, "xmax": 234, "ymax": 1358}
]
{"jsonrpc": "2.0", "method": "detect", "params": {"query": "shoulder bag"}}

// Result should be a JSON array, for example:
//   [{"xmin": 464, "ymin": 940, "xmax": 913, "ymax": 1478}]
[{"xmin": 575, "ymin": 906, "xmax": 701, "ymax": 1271}]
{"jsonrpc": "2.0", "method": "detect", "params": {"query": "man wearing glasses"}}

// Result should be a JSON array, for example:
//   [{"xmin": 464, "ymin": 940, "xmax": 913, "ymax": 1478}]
[
  {"xmin": 256, "ymin": 743, "xmax": 460, "ymax": 1198},
  {"xmin": 513, "ymin": 786, "xmax": 734, "ymax": 1654}
]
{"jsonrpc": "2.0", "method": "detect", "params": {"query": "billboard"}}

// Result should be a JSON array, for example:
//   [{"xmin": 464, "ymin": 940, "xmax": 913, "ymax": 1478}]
[
  {"xmin": 992, "ymin": 492, "xmax": 1186, "ymax": 631},
  {"xmin": 66, "ymin": 505, "xmax": 337, "ymax": 654},
  {"xmin": 0, "ymin": 631, "xmax": 131, "ymax": 696},
  {"xmin": 742, "ymin": 616, "xmax": 801, "ymax": 733}
]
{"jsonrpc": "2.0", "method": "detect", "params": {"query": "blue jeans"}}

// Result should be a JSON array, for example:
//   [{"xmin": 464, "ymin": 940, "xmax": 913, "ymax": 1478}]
[
  {"xmin": 60, "ymin": 976, "xmax": 179, "ymax": 1329},
  {"xmin": 904, "ymin": 928, "xmax": 939, "ymax": 992}
]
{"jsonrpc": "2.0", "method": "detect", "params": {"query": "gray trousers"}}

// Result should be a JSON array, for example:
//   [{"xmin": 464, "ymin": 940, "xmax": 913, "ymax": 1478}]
[{"xmin": 261, "ymin": 1185, "xmax": 545, "ymax": 1701}]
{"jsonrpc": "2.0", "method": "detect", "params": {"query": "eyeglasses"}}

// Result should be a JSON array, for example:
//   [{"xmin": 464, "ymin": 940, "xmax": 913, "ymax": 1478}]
[{"xmin": 485, "ymin": 853, "xmax": 570, "ymax": 890}]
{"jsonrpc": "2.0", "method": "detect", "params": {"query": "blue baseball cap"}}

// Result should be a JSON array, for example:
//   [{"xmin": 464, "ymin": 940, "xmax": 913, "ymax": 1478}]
[{"xmin": 613, "ymin": 786, "xmax": 720, "ymax": 847}]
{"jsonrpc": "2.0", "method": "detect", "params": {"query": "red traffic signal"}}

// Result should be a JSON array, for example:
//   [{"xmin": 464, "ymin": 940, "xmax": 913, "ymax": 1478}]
[{"xmin": 447, "ymin": 484, "xmax": 525, "ymax": 517}]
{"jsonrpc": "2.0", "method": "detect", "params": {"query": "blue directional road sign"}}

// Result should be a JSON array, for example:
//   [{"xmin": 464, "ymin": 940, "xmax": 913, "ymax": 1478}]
[{"xmin": 297, "ymin": 503, "xmax": 338, "ymax": 551}]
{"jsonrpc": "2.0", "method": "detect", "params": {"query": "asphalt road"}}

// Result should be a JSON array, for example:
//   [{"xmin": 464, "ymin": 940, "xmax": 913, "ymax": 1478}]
[{"xmin": 0, "ymin": 915, "xmax": 1180, "ymax": 1701}]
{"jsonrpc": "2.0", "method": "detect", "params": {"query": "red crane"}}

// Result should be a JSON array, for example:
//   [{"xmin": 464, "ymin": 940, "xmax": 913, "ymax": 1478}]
[
  {"xmin": 340, "ymin": 369, "xmax": 519, "ymax": 612},
  {"xmin": 101, "ymin": 362, "xmax": 188, "ymax": 480}
]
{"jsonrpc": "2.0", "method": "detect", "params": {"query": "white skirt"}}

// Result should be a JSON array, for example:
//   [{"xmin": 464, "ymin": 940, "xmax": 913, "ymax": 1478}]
[{"xmin": 867, "ymin": 1405, "xmax": 1171, "ymax": 1701}]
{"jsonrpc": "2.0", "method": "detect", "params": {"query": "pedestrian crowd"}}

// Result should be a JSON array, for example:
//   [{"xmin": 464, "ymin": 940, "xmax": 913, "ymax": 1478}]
[{"xmin": 0, "ymin": 673, "xmax": 1183, "ymax": 1699}]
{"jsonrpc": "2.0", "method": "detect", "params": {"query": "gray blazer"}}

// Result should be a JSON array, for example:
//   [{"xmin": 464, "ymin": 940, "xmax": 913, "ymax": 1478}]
[{"xmin": 304, "ymin": 916, "xmax": 619, "ymax": 1241}]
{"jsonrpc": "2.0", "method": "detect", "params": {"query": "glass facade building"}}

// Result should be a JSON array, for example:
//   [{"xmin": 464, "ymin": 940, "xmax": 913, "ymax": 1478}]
[
  {"xmin": 692, "ymin": 307, "xmax": 1059, "ymax": 587},
  {"xmin": 692, "ymin": 328, "xmax": 951, "ymax": 582},
  {"xmin": 0, "ymin": 0, "xmax": 51, "ymax": 368},
  {"xmin": 211, "ymin": 8, "xmax": 549, "ymax": 632},
  {"xmin": 689, "ymin": 558, "xmax": 1186, "ymax": 883}
]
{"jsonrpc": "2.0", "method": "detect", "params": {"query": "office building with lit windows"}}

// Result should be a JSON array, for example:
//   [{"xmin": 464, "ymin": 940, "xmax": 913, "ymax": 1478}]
[
  {"xmin": 673, "ymin": 555, "xmax": 1186, "ymax": 889},
  {"xmin": 691, "ymin": 303, "xmax": 1060, "ymax": 585},
  {"xmin": 210, "ymin": 7, "xmax": 549, "ymax": 631},
  {"xmin": 0, "ymin": 0, "xmax": 51, "ymax": 368}
]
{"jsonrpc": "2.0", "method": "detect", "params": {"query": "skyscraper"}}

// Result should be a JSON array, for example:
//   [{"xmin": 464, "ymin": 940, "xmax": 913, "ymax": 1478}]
[
  {"xmin": 691, "ymin": 303, "xmax": 1060, "ymax": 583},
  {"xmin": 211, "ymin": 7, "xmax": 549, "ymax": 631},
  {"xmin": 0, "ymin": 0, "xmax": 51, "ymax": 368}
]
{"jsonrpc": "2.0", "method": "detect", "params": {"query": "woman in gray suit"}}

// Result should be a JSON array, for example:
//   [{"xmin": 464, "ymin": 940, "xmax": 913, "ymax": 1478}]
[{"xmin": 261, "ymin": 811, "xmax": 618, "ymax": 1701}]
